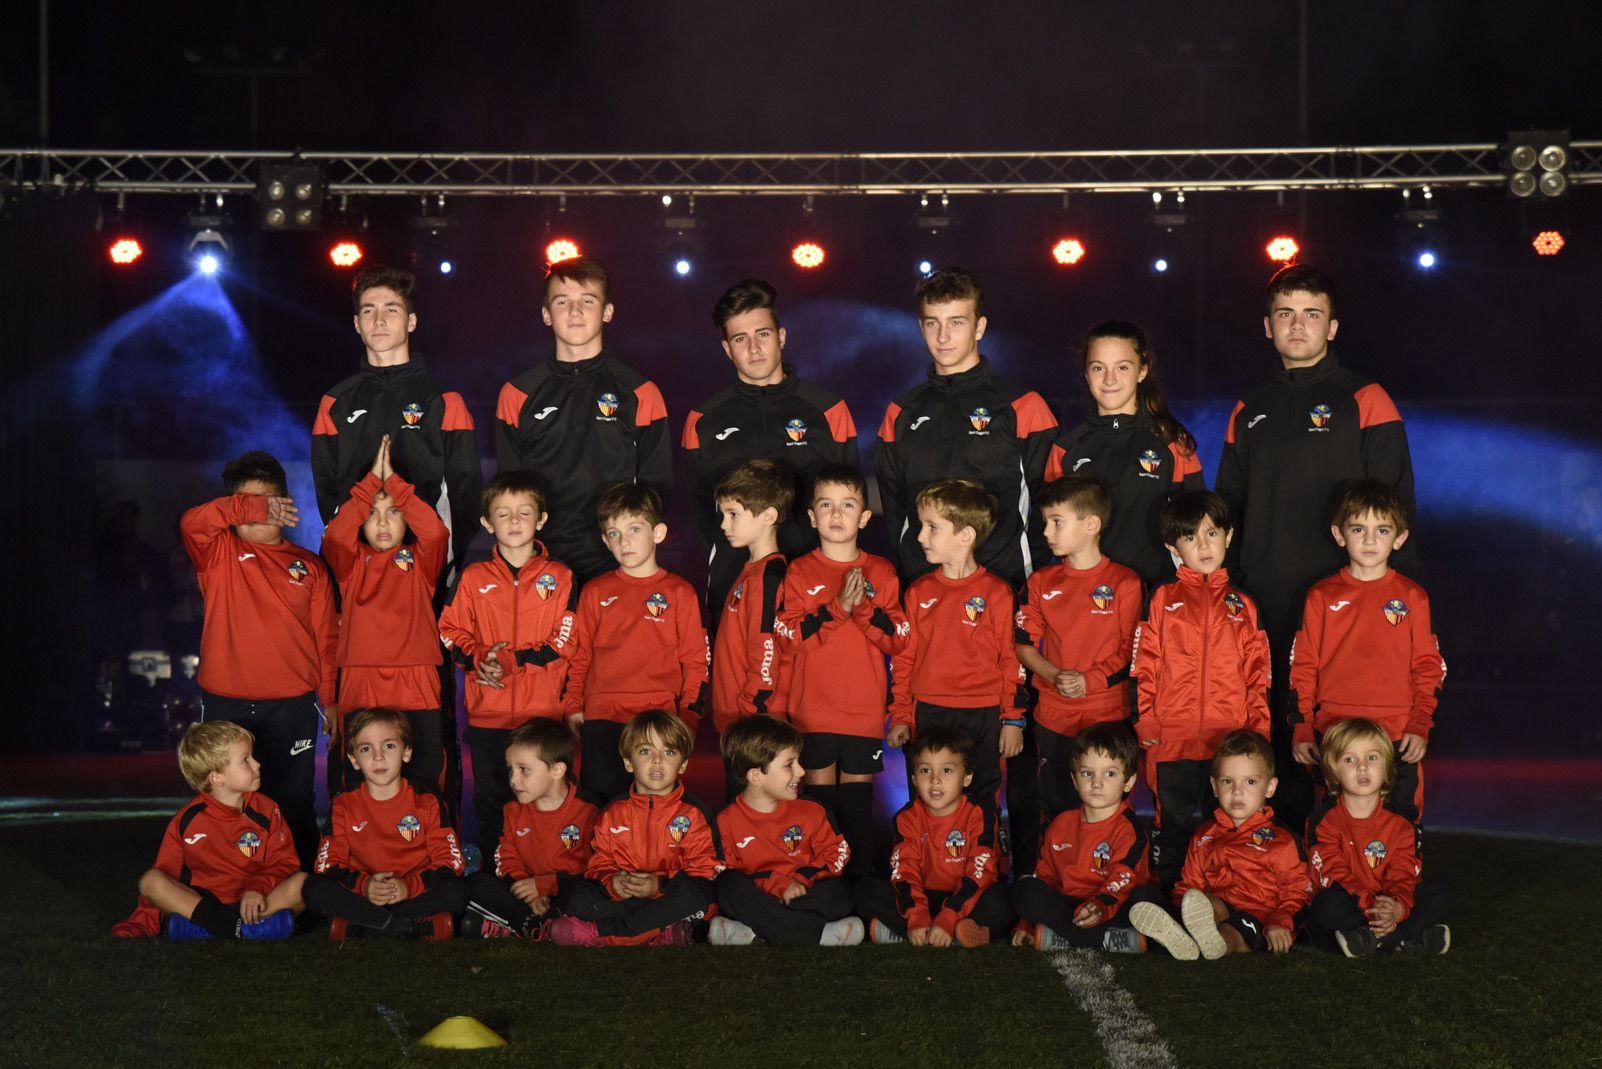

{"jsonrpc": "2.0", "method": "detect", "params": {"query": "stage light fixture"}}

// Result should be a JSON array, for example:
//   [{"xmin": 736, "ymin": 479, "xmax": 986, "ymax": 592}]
[
  {"xmin": 791, "ymin": 242, "xmax": 826, "ymax": 269},
  {"xmin": 187, "ymin": 197, "xmax": 232, "ymax": 274},
  {"xmin": 662, "ymin": 193, "xmax": 702, "ymax": 279},
  {"xmin": 545, "ymin": 238, "xmax": 581, "ymax": 265},
  {"xmin": 328, "ymin": 241, "xmax": 363, "ymax": 268},
  {"xmin": 916, "ymin": 259, "xmax": 934, "ymax": 277},
  {"xmin": 256, "ymin": 163, "xmax": 324, "ymax": 231},
  {"xmin": 409, "ymin": 195, "xmax": 455, "ymax": 278},
  {"xmin": 1265, "ymin": 235, "xmax": 1300, "ymax": 263},
  {"xmin": 108, "ymin": 238, "xmax": 144, "ymax": 265},
  {"xmin": 1051, "ymin": 237, "xmax": 1086, "ymax": 266},
  {"xmin": 787, "ymin": 195, "xmax": 830, "ymax": 272},
  {"xmin": 102, "ymin": 194, "xmax": 144, "ymax": 267},
  {"xmin": 1396, "ymin": 187, "xmax": 1443, "ymax": 272},
  {"xmin": 911, "ymin": 193, "xmax": 956, "ymax": 277},
  {"xmin": 1152, "ymin": 257, "xmax": 1170, "ymax": 274},
  {"xmin": 1503, "ymin": 130, "xmax": 1570, "ymax": 199},
  {"xmin": 1146, "ymin": 191, "xmax": 1192, "ymax": 277},
  {"xmin": 1532, "ymin": 229, "xmax": 1566, "ymax": 256},
  {"xmin": 324, "ymin": 198, "xmax": 367, "ymax": 269}
]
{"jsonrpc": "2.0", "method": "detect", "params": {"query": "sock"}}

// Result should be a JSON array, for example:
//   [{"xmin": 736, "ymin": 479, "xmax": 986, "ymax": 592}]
[
  {"xmin": 837, "ymin": 783, "xmax": 874, "ymax": 878},
  {"xmin": 190, "ymin": 893, "xmax": 242, "ymax": 939},
  {"xmin": 807, "ymin": 783, "xmax": 841, "ymax": 821}
]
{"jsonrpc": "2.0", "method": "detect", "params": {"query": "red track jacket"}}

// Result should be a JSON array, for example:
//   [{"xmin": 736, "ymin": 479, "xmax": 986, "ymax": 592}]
[
  {"xmin": 1306, "ymin": 795, "xmax": 1421, "ymax": 919},
  {"xmin": 891, "ymin": 567, "xmax": 1026, "ymax": 729},
  {"xmin": 493, "ymin": 786, "xmax": 601, "ymax": 897},
  {"xmin": 314, "ymin": 779, "xmax": 464, "ymax": 896},
  {"xmin": 1015, "ymin": 556, "xmax": 1143, "ymax": 734},
  {"xmin": 1176, "ymin": 807, "xmax": 1311, "ymax": 933},
  {"xmin": 564, "ymin": 567, "xmax": 708, "ymax": 728},
  {"xmin": 889, "ymin": 797, "xmax": 1000, "ymax": 937}
]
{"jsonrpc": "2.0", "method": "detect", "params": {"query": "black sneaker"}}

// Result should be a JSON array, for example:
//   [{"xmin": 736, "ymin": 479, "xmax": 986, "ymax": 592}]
[
  {"xmin": 1397, "ymin": 924, "xmax": 1451, "ymax": 956},
  {"xmin": 1335, "ymin": 926, "xmax": 1378, "ymax": 958}
]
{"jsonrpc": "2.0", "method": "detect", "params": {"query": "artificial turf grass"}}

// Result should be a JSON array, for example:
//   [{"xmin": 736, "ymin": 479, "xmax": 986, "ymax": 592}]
[{"xmin": 3, "ymin": 817, "xmax": 1600, "ymax": 1068}]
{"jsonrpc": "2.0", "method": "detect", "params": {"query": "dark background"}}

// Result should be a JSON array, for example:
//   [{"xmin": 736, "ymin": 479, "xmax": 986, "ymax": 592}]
[{"xmin": 3, "ymin": 2, "xmax": 1600, "ymax": 774}]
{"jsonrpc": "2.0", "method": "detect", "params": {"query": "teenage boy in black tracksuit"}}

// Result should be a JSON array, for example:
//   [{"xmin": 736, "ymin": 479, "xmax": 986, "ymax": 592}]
[
  {"xmin": 494, "ymin": 256, "xmax": 672, "ymax": 586},
  {"xmin": 1215, "ymin": 264, "xmax": 1417, "ymax": 832},
  {"xmin": 683, "ymin": 278, "xmax": 859, "ymax": 622}
]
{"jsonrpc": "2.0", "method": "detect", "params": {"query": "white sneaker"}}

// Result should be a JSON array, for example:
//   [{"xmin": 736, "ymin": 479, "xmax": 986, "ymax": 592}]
[
  {"xmin": 819, "ymin": 917, "xmax": 865, "ymax": 946},
  {"xmin": 1180, "ymin": 888, "xmax": 1228, "ymax": 960},
  {"xmin": 1130, "ymin": 902, "xmax": 1200, "ymax": 961},
  {"xmin": 708, "ymin": 916, "xmax": 757, "ymax": 946}
]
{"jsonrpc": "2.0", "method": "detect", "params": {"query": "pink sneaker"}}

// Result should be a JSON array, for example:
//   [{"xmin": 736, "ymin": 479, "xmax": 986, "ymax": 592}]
[
  {"xmin": 546, "ymin": 917, "xmax": 604, "ymax": 948},
  {"xmin": 648, "ymin": 921, "xmax": 691, "ymax": 946}
]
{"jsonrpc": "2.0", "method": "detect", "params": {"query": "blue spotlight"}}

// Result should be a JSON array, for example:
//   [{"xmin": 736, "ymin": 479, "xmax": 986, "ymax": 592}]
[
  {"xmin": 197, "ymin": 253, "xmax": 220, "ymax": 275},
  {"xmin": 187, "ymin": 227, "xmax": 230, "ymax": 275},
  {"xmin": 674, "ymin": 258, "xmax": 692, "ymax": 277},
  {"xmin": 439, "ymin": 259, "xmax": 454, "ymax": 275},
  {"xmin": 1153, "ymin": 257, "xmax": 1170, "ymax": 274},
  {"xmin": 1416, "ymin": 250, "xmax": 1437, "ymax": 269},
  {"xmin": 917, "ymin": 259, "xmax": 934, "ymax": 276}
]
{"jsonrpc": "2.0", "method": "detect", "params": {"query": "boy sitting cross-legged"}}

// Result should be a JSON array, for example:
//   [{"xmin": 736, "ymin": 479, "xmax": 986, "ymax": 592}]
[
  {"xmin": 461, "ymin": 718, "xmax": 602, "ymax": 939},
  {"xmin": 711, "ymin": 715, "xmax": 863, "ymax": 946},
  {"xmin": 549, "ymin": 711, "xmax": 723, "ymax": 946},
  {"xmin": 1010, "ymin": 722, "xmax": 1160, "ymax": 953},
  {"xmin": 1131, "ymin": 730, "xmax": 1311, "ymax": 959},
  {"xmin": 302, "ymin": 708, "xmax": 468, "ymax": 941},
  {"xmin": 114, "ymin": 721, "xmax": 305, "ymax": 940},
  {"xmin": 853, "ymin": 726, "xmax": 1014, "ymax": 947}
]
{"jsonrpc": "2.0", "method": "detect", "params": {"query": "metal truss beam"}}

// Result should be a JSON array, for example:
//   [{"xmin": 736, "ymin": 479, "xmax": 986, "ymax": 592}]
[{"xmin": 3, "ymin": 144, "xmax": 1599, "ymax": 197}]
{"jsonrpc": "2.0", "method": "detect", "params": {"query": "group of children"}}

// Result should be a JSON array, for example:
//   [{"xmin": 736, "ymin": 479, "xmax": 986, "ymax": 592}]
[{"xmin": 118, "ymin": 418, "xmax": 1449, "ymax": 958}]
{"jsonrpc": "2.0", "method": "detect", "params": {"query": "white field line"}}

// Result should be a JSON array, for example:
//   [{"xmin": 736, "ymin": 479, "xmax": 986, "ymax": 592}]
[{"xmin": 1049, "ymin": 949, "xmax": 1178, "ymax": 1069}]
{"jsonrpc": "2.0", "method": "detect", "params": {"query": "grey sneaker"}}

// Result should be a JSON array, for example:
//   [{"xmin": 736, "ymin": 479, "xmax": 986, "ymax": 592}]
[
  {"xmin": 820, "ymin": 917, "xmax": 865, "ymax": 946},
  {"xmin": 1180, "ymin": 888, "xmax": 1228, "ymax": 960},
  {"xmin": 1130, "ymin": 902, "xmax": 1200, "ymax": 961},
  {"xmin": 1035, "ymin": 925, "xmax": 1072, "ymax": 951},
  {"xmin": 1100, "ymin": 926, "xmax": 1146, "ymax": 954},
  {"xmin": 869, "ymin": 919, "xmax": 906, "ymax": 945},
  {"xmin": 1335, "ymin": 926, "xmax": 1378, "ymax": 958},
  {"xmin": 707, "ymin": 916, "xmax": 757, "ymax": 946}
]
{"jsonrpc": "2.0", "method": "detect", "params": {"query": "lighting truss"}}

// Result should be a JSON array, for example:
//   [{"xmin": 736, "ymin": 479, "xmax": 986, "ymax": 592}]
[{"xmin": 3, "ymin": 143, "xmax": 1600, "ymax": 197}]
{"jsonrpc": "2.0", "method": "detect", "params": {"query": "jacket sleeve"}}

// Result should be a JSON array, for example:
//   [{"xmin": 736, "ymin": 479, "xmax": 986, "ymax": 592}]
[
  {"xmin": 931, "ymin": 806, "xmax": 1000, "ymax": 936},
  {"xmin": 1407, "ymin": 590, "xmax": 1445, "ymax": 739},
  {"xmin": 319, "ymin": 473, "xmax": 376, "ymax": 581},
  {"xmin": 680, "ymin": 410, "xmax": 719, "ymax": 548},
  {"xmin": 388, "ymin": 473, "xmax": 450, "ymax": 587},
  {"xmin": 243, "ymin": 801, "xmax": 300, "ymax": 897},
  {"xmin": 584, "ymin": 808, "xmax": 625, "ymax": 895},
  {"xmin": 1014, "ymin": 392, "xmax": 1060, "ymax": 568},
  {"xmin": 889, "ymin": 593, "xmax": 920, "ymax": 729},
  {"xmin": 438, "ymin": 391, "xmax": 483, "ymax": 578},
  {"xmin": 1214, "ymin": 401, "xmax": 1248, "ymax": 571},
  {"xmin": 151, "ymin": 811, "xmax": 188, "ymax": 881},
  {"xmin": 633, "ymin": 381, "xmax": 673, "ymax": 509},
  {"xmin": 1083, "ymin": 571, "xmax": 1141, "ymax": 695},
  {"xmin": 438, "ymin": 579, "xmax": 483, "ymax": 673},
  {"xmin": 1172, "ymin": 831, "xmax": 1207, "ymax": 905},
  {"xmin": 311, "ymin": 394, "xmax": 343, "ymax": 525},
  {"xmin": 1171, "ymin": 441, "xmax": 1207, "ymax": 493},
  {"xmin": 1242, "ymin": 600, "xmax": 1273, "ymax": 738},
  {"xmin": 676, "ymin": 804, "xmax": 724, "ymax": 880},
  {"xmin": 513, "ymin": 573, "xmax": 579, "ymax": 670},
  {"xmin": 1306, "ymin": 808, "xmax": 1360, "ymax": 903},
  {"xmin": 310, "ymin": 560, "xmax": 339, "ymax": 709},
  {"xmin": 1093, "ymin": 812, "xmax": 1150, "ymax": 916},
  {"xmin": 797, "ymin": 806, "xmax": 851, "ymax": 887},
  {"xmin": 1378, "ymin": 821, "xmax": 1421, "ymax": 919},
  {"xmin": 493, "ymin": 805, "xmax": 533, "ymax": 881},
  {"xmin": 180, "ymin": 494, "xmax": 267, "ymax": 572},
  {"xmin": 409, "ymin": 797, "xmax": 465, "ymax": 896},
  {"xmin": 1288, "ymin": 592, "xmax": 1324, "ymax": 745},
  {"xmin": 1357, "ymin": 385, "xmax": 1418, "ymax": 573},
  {"xmin": 874, "ymin": 405, "xmax": 909, "ymax": 574},
  {"xmin": 493, "ymin": 381, "xmax": 525, "ymax": 473},
  {"xmin": 1266, "ymin": 837, "xmax": 1312, "ymax": 934},
  {"xmin": 994, "ymin": 586, "xmax": 1027, "ymax": 716},
  {"xmin": 676, "ymin": 598, "xmax": 709, "ymax": 730},
  {"xmin": 856, "ymin": 567, "xmax": 909, "ymax": 656},
  {"xmin": 889, "ymin": 808, "xmax": 933, "ymax": 932},
  {"xmin": 561, "ymin": 587, "xmax": 598, "ymax": 718},
  {"xmin": 314, "ymin": 796, "xmax": 367, "ymax": 894},
  {"xmin": 742, "ymin": 558, "xmax": 787, "ymax": 718},
  {"xmin": 1132, "ymin": 591, "xmax": 1163, "ymax": 740},
  {"xmin": 775, "ymin": 567, "xmax": 846, "ymax": 655}
]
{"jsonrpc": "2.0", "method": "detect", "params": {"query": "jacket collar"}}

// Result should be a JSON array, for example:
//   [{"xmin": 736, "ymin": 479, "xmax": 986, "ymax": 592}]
[
  {"xmin": 730, "ymin": 364, "xmax": 798, "ymax": 400},
  {"xmin": 1275, "ymin": 352, "xmax": 1341, "ymax": 387},
  {"xmin": 925, "ymin": 355, "xmax": 994, "ymax": 390}
]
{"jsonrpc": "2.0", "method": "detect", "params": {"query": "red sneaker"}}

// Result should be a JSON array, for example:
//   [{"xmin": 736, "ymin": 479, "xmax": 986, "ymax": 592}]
[
  {"xmin": 546, "ymin": 916, "xmax": 604, "ymax": 948},
  {"xmin": 648, "ymin": 921, "xmax": 690, "ymax": 947},
  {"xmin": 954, "ymin": 919, "xmax": 990, "ymax": 948},
  {"xmin": 327, "ymin": 917, "xmax": 348, "ymax": 943},
  {"xmin": 420, "ymin": 913, "xmax": 454, "ymax": 942}
]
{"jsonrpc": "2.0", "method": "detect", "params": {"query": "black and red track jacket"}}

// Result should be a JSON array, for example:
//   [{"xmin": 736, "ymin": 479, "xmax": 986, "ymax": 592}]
[
  {"xmin": 711, "ymin": 552, "xmax": 789, "ymax": 731},
  {"xmin": 1029, "ymin": 801, "xmax": 1150, "ymax": 912},
  {"xmin": 181, "ymin": 495, "xmax": 337, "ymax": 706},
  {"xmin": 438, "ymin": 544, "xmax": 577, "ymax": 729},
  {"xmin": 1045, "ymin": 408, "xmax": 1205, "ymax": 588},
  {"xmin": 717, "ymin": 795, "xmax": 850, "ymax": 897},
  {"xmin": 150, "ymin": 791, "xmax": 299, "ymax": 903},
  {"xmin": 889, "ymin": 796, "xmax": 1000, "ymax": 936},
  {"xmin": 774, "ymin": 549, "xmax": 908, "ymax": 738},
  {"xmin": 875, "ymin": 357, "xmax": 1058, "ymax": 588},
  {"xmin": 1133, "ymin": 567, "xmax": 1271, "ymax": 762},
  {"xmin": 585, "ymin": 783, "xmax": 723, "ymax": 892},
  {"xmin": 682, "ymin": 368, "xmax": 859, "ymax": 575},
  {"xmin": 1214, "ymin": 355, "xmax": 1416, "ymax": 633},
  {"xmin": 1306, "ymin": 795, "xmax": 1421, "ymax": 919},
  {"xmin": 1290, "ymin": 567, "xmax": 1446, "ymax": 745},
  {"xmin": 315, "ymin": 778, "xmax": 463, "ymax": 896},
  {"xmin": 563, "ymin": 567, "xmax": 709, "ymax": 729},
  {"xmin": 891, "ymin": 567, "xmax": 1026, "ymax": 729},
  {"xmin": 493, "ymin": 785, "xmax": 601, "ymax": 897},
  {"xmin": 311, "ymin": 357, "xmax": 482, "ymax": 577},
  {"xmin": 321, "ymin": 472, "xmax": 446, "ymax": 711},
  {"xmin": 1176, "ymin": 806, "xmax": 1312, "ymax": 934},
  {"xmin": 1014, "ymin": 556, "xmax": 1142, "ymax": 735},
  {"xmin": 494, "ymin": 351, "xmax": 671, "ymax": 582}
]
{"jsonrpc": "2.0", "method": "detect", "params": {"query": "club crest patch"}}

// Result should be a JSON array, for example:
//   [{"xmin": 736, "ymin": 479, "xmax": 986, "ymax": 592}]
[
  {"xmin": 1250, "ymin": 825, "xmax": 1275, "ymax": 847},
  {"xmin": 668, "ymin": 814, "xmax": 692, "ymax": 843},
  {"xmin": 968, "ymin": 407, "xmax": 991, "ymax": 431},
  {"xmin": 1383, "ymin": 598, "xmax": 1409, "ymax": 626},
  {"xmin": 1364, "ymin": 839, "xmax": 1387, "ymax": 869},
  {"xmin": 1092, "ymin": 841, "xmax": 1111, "ymax": 872},
  {"xmin": 1138, "ymin": 448, "xmax": 1161, "ymax": 474},
  {"xmin": 1223, "ymin": 591, "xmax": 1245, "ymax": 618},
  {"xmin": 1309, "ymin": 403, "xmax": 1332, "ymax": 428},
  {"xmin": 785, "ymin": 418, "xmax": 808, "ymax": 443},
  {"xmin": 945, "ymin": 829, "xmax": 967, "ymax": 857},
  {"xmin": 287, "ymin": 560, "xmax": 309, "ymax": 583},
  {"xmin": 397, "ymin": 814, "xmax": 422, "ymax": 842},
  {"xmin": 965, "ymin": 595, "xmax": 987, "ymax": 622},
  {"xmin": 393, "ymin": 547, "xmax": 414, "ymax": 573},
  {"xmin": 236, "ymin": 830, "xmax": 261, "ymax": 858},
  {"xmin": 646, "ymin": 592, "xmax": 669, "ymax": 617},
  {"xmin": 560, "ymin": 823, "xmax": 582, "ymax": 850},
  {"xmin": 864, "ymin": 580, "xmax": 876, "ymax": 600},
  {"xmin": 596, "ymin": 392, "xmax": 619, "ymax": 418},
  {"xmin": 535, "ymin": 573, "xmax": 558, "ymax": 600},
  {"xmin": 1092, "ymin": 584, "xmax": 1115, "ymax": 610},
  {"xmin": 402, "ymin": 402, "xmax": 425, "ymax": 426},
  {"xmin": 782, "ymin": 824, "xmax": 805, "ymax": 854}
]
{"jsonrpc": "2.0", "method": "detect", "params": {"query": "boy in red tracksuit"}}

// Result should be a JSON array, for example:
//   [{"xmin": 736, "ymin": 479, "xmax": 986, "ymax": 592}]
[
  {"xmin": 321, "ymin": 435, "xmax": 449, "ymax": 799},
  {"xmin": 1290, "ymin": 481, "xmax": 1446, "ymax": 823},
  {"xmin": 1015, "ymin": 476, "xmax": 1143, "ymax": 822},
  {"xmin": 1305, "ymin": 718, "xmax": 1450, "ymax": 956},
  {"xmin": 302, "ymin": 708, "xmax": 468, "ymax": 940},
  {"xmin": 549, "ymin": 711, "xmax": 722, "ymax": 946},
  {"xmin": 853, "ymin": 726, "xmax": 1014, "ymax": 947},
  {"xmin": 775, "ymin": 463, "xmax": 908, "ymax": 876},
  {"xmin": 1131, "ymin": 730, "xmax": 1310, "ymax": 959},
  {"xmin": 438, "ymin": 470, "xmax": 577, "ymax": 863},
  {"xmin": 114, "ymin": 722, "xmax": 305, "ymax": 940},
  {"xmin": 181, "ymin": 450, "xmax": 337, "ymax": 869},
  {"xmin": 1133, "ymin": 491, "xmax": 1271, "ymax": 886},
  {"xmin": 711, "ymin": 716, "xmax": 862, "ymax": 946},
  {"xmin": 462, "ymin": 718, "xmax": 601, "ymax": 939},
  {"xmin": 888, "ymin": 480, "xmax": 1028, "ymax": 816},
  {"xmin": 565, "ymin": 482, "xmax": 708, "ymax": 802},
  {"xmin": 1011, "ymin": 723, "xmax": 1160, "ymax": 954},
  {"xmin": 711, "ymin": 459, "xmax": 794, "ymax": 740}
]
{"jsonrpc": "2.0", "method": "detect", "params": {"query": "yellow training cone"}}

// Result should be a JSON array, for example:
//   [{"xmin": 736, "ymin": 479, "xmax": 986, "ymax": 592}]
[{"xmin": 416, "ymin": 1016, "xmax": 508, "ymax": 1050}]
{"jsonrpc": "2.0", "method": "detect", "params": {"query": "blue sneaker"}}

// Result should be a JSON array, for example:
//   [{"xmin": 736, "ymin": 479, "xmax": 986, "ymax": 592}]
[
  {"xmin": 241, "ymin": 910, "xmax": 294, "ymax": 941},
  {"xmin": 165, "ymin": 914, "xmax": 215, "ymax": 940}
]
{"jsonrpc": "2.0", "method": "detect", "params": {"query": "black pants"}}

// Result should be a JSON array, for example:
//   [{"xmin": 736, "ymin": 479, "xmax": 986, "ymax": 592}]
[
  {"xmin": 1387, "ymin": 758, "xmax": 1423, "ymax": 824},
  {"xmin": 715, "ymin": 871, "xmax": 855, "ymax": 945},
  {"xmin": 465, "ymin": 871, "xmax": 581, "ymax": 929},
  {"xmin": 1150, "ymin": 758, "xmax": 1214, "ymax": 886},
  {"xmin": 1307, "ymin": 879, "xmax": 1449, "ymax": 951},
  {"xmin": 202, "ymin": 690, "xmax": 320, "ymax": 869},
  {"xmin": 328, "ymin": 708, "xmax": 446, "ymax": 804},
  {"xmin": 564, "ymin": 873, "xmax": 715, "ymax": 941},
  {"xmin": 852, "ymin": 877, "xmax": 1014, "ymax": 941},
  {"xmin": 302, "ymin": 872, "xmax": 470, "ymax": 930},
  {"xmin": 579, "ymin": 719, "xmax": 633, "ymax": 804},
  {"xmin": 1267, "ymin": 627, "xmax": 1315, "ymax": 833},
  {"xmin": 464, "ymin": 725, "xmax": 514, "ymax": 862},
  {"xmin": 1007, "ymin": 729, "xmax": 1040, "ymax": 875},
  {"xmin": 1011, "ymin": 877, "xmax": 1164, "ymax": 947},
  {"xmin": 913, "ymin": 703, "xmax": 1001, "ymax": 811},
  {"xmin": 1034, "ymin": 722, "xmax": 1082, "ymax": 824}
]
